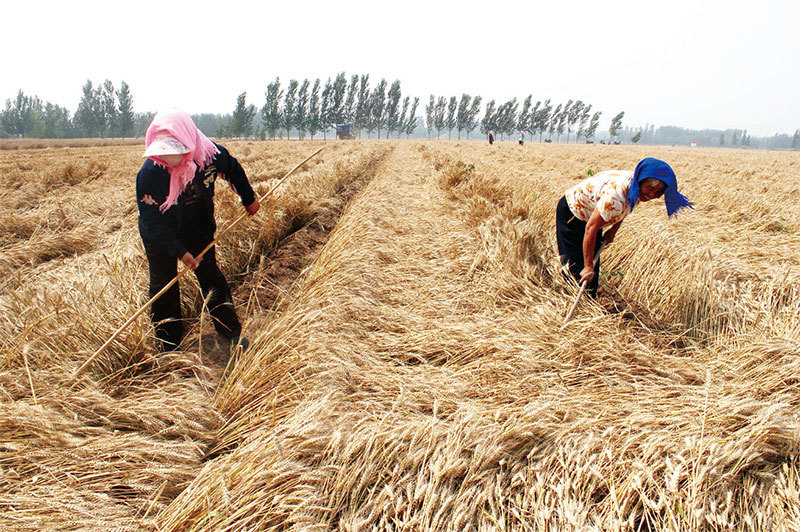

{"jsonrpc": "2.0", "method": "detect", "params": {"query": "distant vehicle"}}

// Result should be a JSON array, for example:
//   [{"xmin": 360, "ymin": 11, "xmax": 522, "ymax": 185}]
[{"xmin": 336, "ymin": 123, "xmax": 354, "ymax": 140}]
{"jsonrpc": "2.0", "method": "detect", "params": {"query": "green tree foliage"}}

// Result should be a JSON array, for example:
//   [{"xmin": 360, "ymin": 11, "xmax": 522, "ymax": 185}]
[
  {"xmin": 367, "ymin": 79, "xmax": 386, "ymax": 138},
  {"xmin": 1, "ymin": 80, "xmax": 134, "ymax": 139},
  {"xmin": 295, "ymin": 79, "xmax": 310, "ymax": 139},
  {"xmin": 533, "ymin": 99, "xmax": 552, "ymax": 141},
  {"xmin": 191, "ymin": 114, "xmax": 226, "ymax": 137},
  {"xmin": 231, "ymin": 91, "xmax": 256, "ymax": 138},
  {"xmin": 621, "ymin": 124, "xmax": 793, "ymax": 148},
  {"xmin": 524, "ymin": 100, "xmax": 539, "ymax": 140},
  {"xmin": 355, "ymin": 75, "xmax": 370, "ymax": 138},
  {"xmin": 384, "ymin": 80, "xmax": 402, "ymax": 138},
  {"xmin": 517, "ymin": 95, "xmax": 532, "ymax": 135},
  {"xmin": 282, "ymin": 80, "xmax": 298, "ymax": 139},
  {"xmin": 344, "ymin": 74, "xmax": 359, "ymax": 123},
  {"xmin": 100, "ymin": 80, "xmax": 117, "ymax": 138},
  {"xmin": 135, "ymin": 112, "xmax": 156, "ymax": 137},
  {"xmin": 433, "ymin": 96, "xmax": 446, "ymax": 139},
  {"xmin": 566, "ymin": 100, "xmax": 584, "ymax": 142},
  {"xmin": 793, "ymin": 129, "xmax": 800, "ymax": 149},
  {"xmin": 116, "ymin": 81, "xmax": 135, "ymax": 138},
  {"xmin": 308, "ymin": 79, "xmax": 321, "ymax": 140},
  {"xmin": 446, "ymin": 96, "xmax": 457, "ymax": 139},
  {"xmin": 480, "ymin": 99, "xmax": 496, "ymax": 136},
  {"xmin": 1, "ymin": 90, "xmax": 41, "ymax": 137},
  {"xmin": 495, "ymin": 98, "xmax": 518, "ymax": 139},
  {"xmin": 42, "ymin": 102, "xmax": 71, "ymax": 138},
  {"xmin": 319, "ymin": 78, "xmax": 333, "ymax": 139},
  {"xmin": 547, "ymin": 103, "xmax": 562, "ymax": 140},
  {"xmin": 456, "ymin": 94, "xmax": 471, "ymax": 140},
  {"xmin": 216, "ymin": 118, "xmax": 232, "ymax": 138},
  {"xmin": 608, "ymin": 111, "xmax": 625, "ymax": 140},
  {"xmin": 262, "ymin": 77, "xmax": 283, "ymax": 139},
  {"xmin": 576, "ymin": 104, "xmax": 592, "ymax": 142},
  {"xmin": 425, "ymin": 95, "xmax": 435, "ymax": 138},
  {"xmin": 631, "ymin": 131, "xmax": 642, "ymax": 144},
  {"xmin": 466, "ymin": 96, "xmax": 482, "ymax": 139},
  {"xmin": 586, "ymin": 111, "xmax": 602, "ymax": 141},
  {"xmin": 14, "ymin": 73, "xmax": 791, "ymax": 146},
  {"xmin": 397, "ymin": 96, "xmax": 409, "ymax": 139},
  {"xmin": 74, "ymin": 80, "xmax": 102, "ymax": 137},
  {"xmin": 71, "ymin": 79, "xmax": 119, "ymax": 138},
  {"xmin": 556, "ymin": 100, "xmax": 572, "ymax": 142},
  {"xmin": 329, "ymin": 72, "xmax": 348, "ymax": 127},
  {"xmin": 404, "ymin": 97, "xmax": 420, "ymax": 138}
]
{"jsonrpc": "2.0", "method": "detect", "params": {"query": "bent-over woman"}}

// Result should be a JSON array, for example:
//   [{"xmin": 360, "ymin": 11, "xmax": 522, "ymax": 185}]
[{"xmin": 556, "ymin": 157, "xmax": 692, "ymax": 297}]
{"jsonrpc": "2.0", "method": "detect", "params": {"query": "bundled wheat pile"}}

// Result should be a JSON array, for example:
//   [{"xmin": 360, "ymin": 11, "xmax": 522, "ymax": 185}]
[{"xmin": 1, "ymin": 140, "xmax": 799, "ymax": 530}]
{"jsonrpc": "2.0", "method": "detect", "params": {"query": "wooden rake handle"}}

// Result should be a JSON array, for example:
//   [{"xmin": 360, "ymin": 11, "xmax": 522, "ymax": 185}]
[
  {"xmin": 560, "ymin": 241, "xmax": 605, "ymax": 328},
  {"xmin": 562, "ymin": 279, "xmax": 589, "ymax": 327},
  {"xmin": 73, "ymin": 147, "xmax": 323, "ymax": 378}
]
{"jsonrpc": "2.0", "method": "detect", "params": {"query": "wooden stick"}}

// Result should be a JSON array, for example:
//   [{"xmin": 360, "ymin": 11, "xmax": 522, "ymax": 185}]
[
  {"xmin": 74, "ymin": 147, "xmax": 323, "ymax": 378},
  {"xmin": 561, "ymin": 242, "xmax": 604, "ymax": 328}
]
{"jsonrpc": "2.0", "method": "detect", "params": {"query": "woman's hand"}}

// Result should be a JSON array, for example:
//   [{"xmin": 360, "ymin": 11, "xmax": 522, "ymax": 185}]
[
  {"xmin": 181, "ymin": 252, "xmax": 201, "ymax": 270},
  {"xmin": 579, "ymin": 266, "xmax": 595, "ymax": 284},
  {"xmin": 245, "ymin": 198, "xmax": 260, "ymax": 216}
]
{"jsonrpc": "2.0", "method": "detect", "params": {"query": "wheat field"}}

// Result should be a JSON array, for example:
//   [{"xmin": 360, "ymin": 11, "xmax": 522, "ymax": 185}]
[{"xmin": 1, "ymin": 139, "xmax": 799, "ymax": 531}]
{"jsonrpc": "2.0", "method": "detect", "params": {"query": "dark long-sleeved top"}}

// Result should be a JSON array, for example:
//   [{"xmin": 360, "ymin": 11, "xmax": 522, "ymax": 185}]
[{"xmin": 136, "ymin": 143, "xmax": 256, "ymax": 258}]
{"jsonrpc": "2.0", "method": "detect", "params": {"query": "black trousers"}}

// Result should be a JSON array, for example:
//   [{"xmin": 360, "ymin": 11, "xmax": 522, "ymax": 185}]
[
  {"xmin": 146, "ymin": 237, "xmax": 241, "ymax": 352},
  {"xmin": 555, "ymin": 196, "xmax": 603, "ymax": 297}
]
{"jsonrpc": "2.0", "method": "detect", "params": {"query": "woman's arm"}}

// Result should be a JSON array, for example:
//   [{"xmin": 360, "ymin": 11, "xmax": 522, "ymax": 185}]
[
  {"xmin": 580, "ymin": 208, "xmax": 606, "ymax": 283},
  {"xmin": 212, "ymin": 144, "xmax": 256, "ymax": 208},
  {"xmin": 604, "ymin": 220, "xmax": 623, "ymax": 244}
]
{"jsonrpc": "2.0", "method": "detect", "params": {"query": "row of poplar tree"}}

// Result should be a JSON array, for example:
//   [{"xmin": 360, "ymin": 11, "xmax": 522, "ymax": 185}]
[
  {"xmin": 225, "ymin": 74, "xmax": 421, "ymax": 140},
  {"xmin": 1, "ymin": 73, "xmax": 624, "ymax": 142},
  {"xmin": 0, "ymin": 80, "xmax": 137, "ymax": 139},
  {"xmin": 428, "ymin": 96, "xmax": 622, "ymax": 143},
  {"xmin": 224, "ymin": 73, "xmax": 622, "ymax": 142}
]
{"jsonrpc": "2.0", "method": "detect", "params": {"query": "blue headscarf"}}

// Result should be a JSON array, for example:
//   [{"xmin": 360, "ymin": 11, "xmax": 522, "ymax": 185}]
[{"xmin": 627, "ymin": 157, "xmax": 693, "ymax": 218}]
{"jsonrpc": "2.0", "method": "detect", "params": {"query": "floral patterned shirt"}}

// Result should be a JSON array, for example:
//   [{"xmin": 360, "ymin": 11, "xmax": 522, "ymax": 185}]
[{"xmin": 565, "ymin": 170, "xmax": 634, "ymax": 226}]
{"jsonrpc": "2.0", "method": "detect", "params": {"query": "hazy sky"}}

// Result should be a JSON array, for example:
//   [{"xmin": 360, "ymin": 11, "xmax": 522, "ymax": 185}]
[{"xmin": 3, "ymin": 0, "xmax": 798, "ymax": 136}]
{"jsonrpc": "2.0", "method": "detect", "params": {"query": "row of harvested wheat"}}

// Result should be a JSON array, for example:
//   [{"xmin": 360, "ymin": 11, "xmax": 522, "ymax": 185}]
[{"xmin": 1, "ymin": 140, "xmax": 799, "ymax": 530}]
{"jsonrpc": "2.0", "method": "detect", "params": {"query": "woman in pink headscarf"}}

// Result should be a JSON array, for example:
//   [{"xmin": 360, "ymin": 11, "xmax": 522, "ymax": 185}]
[{"xmin": 136, "ymin": 111, "xmax": 259, "ymax": 353}]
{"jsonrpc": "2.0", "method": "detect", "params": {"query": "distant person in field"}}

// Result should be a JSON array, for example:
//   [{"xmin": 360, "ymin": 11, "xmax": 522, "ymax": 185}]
[
  {"xmin": 136, "ymin": 111, "xmax": 259, "ymax": 353},
  {"xmin": 488, "ymin": 130, "xmax": 494, "ymax": 145},
  {"xmin": 518, "ymin": 131, "xmax": 525, "ymax": 145},
  {"xmin": 556, "ymin": 157, "xmax": 692, "ymax": 297}
]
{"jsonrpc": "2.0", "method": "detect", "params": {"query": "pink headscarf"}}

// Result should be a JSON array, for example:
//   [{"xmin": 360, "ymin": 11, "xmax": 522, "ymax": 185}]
[{"xmin": 145, "ymin": 111, "xmax": 219, "ymax": 212}]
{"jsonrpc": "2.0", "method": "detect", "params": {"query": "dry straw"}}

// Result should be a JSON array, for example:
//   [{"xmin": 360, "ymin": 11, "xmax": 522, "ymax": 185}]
[
  {"xmin": 1, "ymin": 140, "xmax": 389, "ymax": 530},
  {"xmin": 1, "ymin": 140, "xmax": 799, "ymax": 530},
  {"xmin": 156, "ymin": 142, "xmax": 800, "ymax": 530}
]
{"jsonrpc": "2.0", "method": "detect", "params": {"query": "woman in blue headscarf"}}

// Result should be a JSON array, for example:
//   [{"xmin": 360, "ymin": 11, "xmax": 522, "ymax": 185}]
[{"xmin": 555, "ymin": 157, "xmax": 693, "ymax": 297}]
